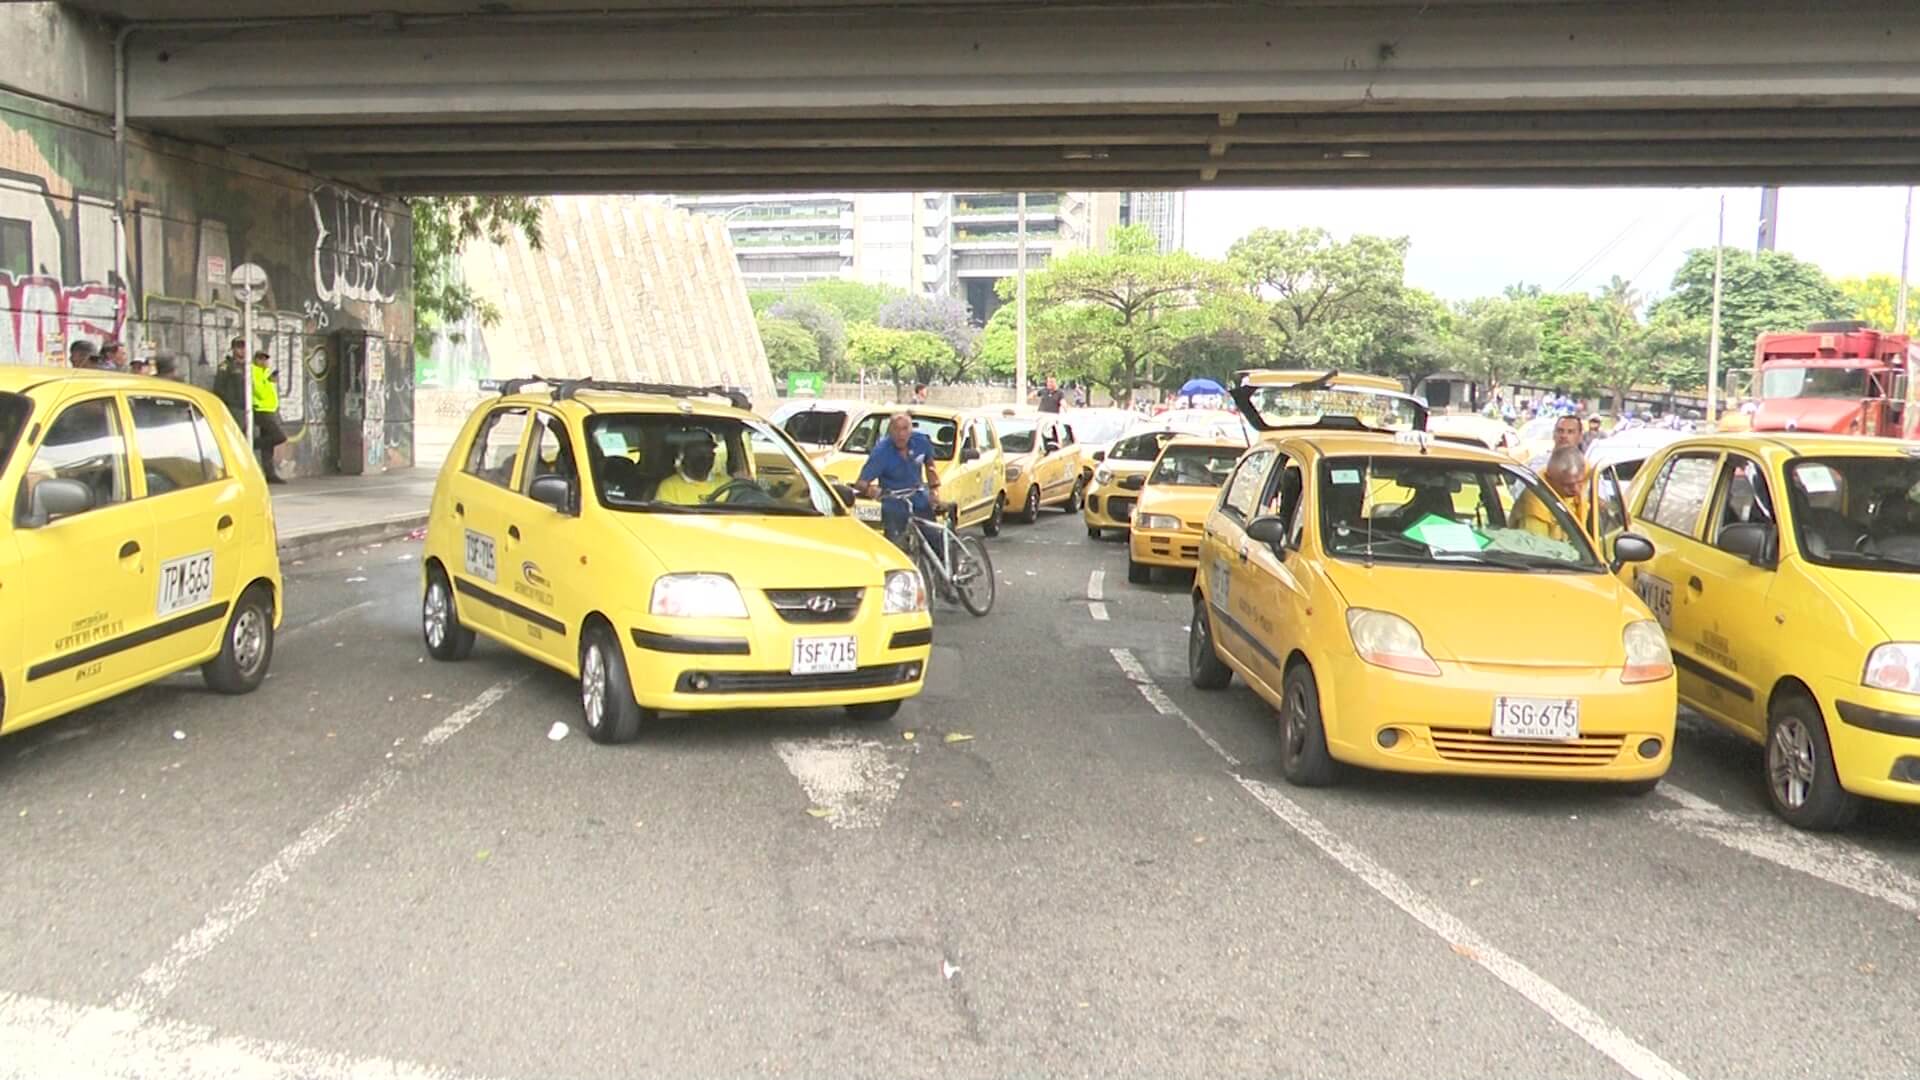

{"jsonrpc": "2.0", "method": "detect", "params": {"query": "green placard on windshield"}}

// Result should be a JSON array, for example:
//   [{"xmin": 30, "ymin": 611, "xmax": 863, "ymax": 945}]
[
  {"xmin": 788, "ymin": 371, "xmax": 826, "ymax": 397},
  {"xmin": 1402, "ymin": 514, "xmax": 1490, "ymax": 552}
]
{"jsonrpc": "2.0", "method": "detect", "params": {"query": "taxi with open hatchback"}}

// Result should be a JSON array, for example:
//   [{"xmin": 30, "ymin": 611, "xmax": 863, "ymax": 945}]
[
  {"xmin": 1626, "ymin": 433, "xmax": 1920, "ymax": 828},
  {"xmin": 991, "ymin": 409, "xmax": 1084, "ymax": 523},
  {"xmin": 0, "ymin": 366, "xmax": 282, "ymax": 739},
  {"xmin": 1083, "ymin": 427, "xmax": 1178, "ymax": 539},
  {"xmin": 1127, "ymin": 437, "xmax": 1246, "ymax": 583},
  {"xmin": 422, "ymin": 378, "xmax": 933, "ymax": 743},
  {"xmin": 1189, "ymin": 372, "xmax": 1672, "ymax": 791},
  {"xmin": 813, "ymin": 405, "xmax": 1007, "ymax": 535}
]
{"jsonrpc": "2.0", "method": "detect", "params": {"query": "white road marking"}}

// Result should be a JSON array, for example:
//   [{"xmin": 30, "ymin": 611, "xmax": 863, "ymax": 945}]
[
  {"xmin": 1653, "ymin": 784, "xmax": 1920, "ymax": 918},
  {"xmin": 1089, "ymin": 602, "xmax": 1110, "ymax": 621},
  {"xmin": 118, "ymin": 678, "xmax": 523, "ymax": 1012},
  {"xmin": 0, "ymin": 991, "xmax": 493, "ymax": 1080},
  {"xmin": 1109, "ymin": 650, "xmax": 1692, "ymax": 1080},
  {"xmin": 282, "ymin": 598, "xmax": 377, "ymax": 638},
  {"xmin": 1236, "ymin": 778, "xmax": 1692, "ymax": 1080},
  {"xmin": 775, "ymin": 732, "xmax": 906, "ymax": 830},
  {"xmin": 1086, "ymin": 569, "xmax": 1105, "ymax": 601}
]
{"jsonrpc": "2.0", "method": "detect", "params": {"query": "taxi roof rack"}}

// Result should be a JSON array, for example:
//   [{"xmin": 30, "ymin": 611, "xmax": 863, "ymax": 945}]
[{"xmin": 479, "ymin": 375, "xmax": 751, "ymax": 411}]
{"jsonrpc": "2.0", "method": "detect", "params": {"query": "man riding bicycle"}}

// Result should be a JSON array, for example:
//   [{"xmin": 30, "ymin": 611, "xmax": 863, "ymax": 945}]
[{"xmin": 858, "ymin": 412, "xmax": 942, "ymax": 551}]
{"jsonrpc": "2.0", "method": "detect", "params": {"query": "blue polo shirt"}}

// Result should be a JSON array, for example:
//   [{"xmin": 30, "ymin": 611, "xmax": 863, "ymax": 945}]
[{"xmin": 858, "ymin": 432, "xmax": 936, "ymax": 493}]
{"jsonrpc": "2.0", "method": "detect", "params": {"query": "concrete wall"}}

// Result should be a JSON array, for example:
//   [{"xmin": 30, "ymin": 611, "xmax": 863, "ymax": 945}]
[
  {"xmin": 0, "ymin": 86, "xmax": 415, "ymax": 477},
  {"xmin": 461, "ymin": 196, "xmax": 776, "ymax": 407},
  {"xmin": 0, "ymin": 3, "xmax": 114, "ymax": 115}
]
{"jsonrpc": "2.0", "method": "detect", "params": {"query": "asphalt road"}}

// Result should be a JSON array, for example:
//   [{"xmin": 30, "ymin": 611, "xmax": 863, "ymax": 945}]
[{"xmin": 3, "ymin": 514, "xmax": 1919, "ymax": 1080}]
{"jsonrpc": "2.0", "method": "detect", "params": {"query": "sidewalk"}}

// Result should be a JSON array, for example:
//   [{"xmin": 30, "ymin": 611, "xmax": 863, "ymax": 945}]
[{"xmin": 271, "ymin": 468, "xmax": 439, "ymax": 561}]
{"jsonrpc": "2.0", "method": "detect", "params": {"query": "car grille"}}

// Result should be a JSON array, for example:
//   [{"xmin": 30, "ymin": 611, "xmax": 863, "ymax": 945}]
[
  {"xmin": 1144, "ymin": 536, "xmax": 1201, "ymax": 563},
  {"xmin": 1106, "ymin": 495, "xmax": 1136, "ymax": 522},
  {"xmin": 764, "ymin": 587, "xmax": 863, "ymax": 624},
  {"xmin": 675, "ymin": 663, "xmax": 920, "ymax": 694},
  {"xmin": 1428, "ymin": 728, "xmax": 1626, "ymax": 768}
]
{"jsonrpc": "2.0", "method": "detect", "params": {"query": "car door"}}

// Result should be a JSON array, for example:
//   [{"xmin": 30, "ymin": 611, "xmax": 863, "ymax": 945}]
[
  {"xmin": 7, "ymin": 391, "xmax": 158, "ymax": 722},
  {"xmin": 1237, "ymin": 451, "xmax": 1309, "ymax": 694},
  {"xmin": 126, "ymin": 392, "xmax": 248, "ymax": 672},
  {"xmin": 498, "ymin": 409, "xmax": 582, "ymax": 666},
  {"xmin": 1630, "ymin": 449, "xmax": 1723, "ymax": 715},
  {"xmin": 1680, "ymin": 452, "xmax": 1781, "ymax": 734},
  {"xmin": 1037, "ymin": 420, "xmax": 1067, "ymax": 502},
  {"xmin": 447, "ymin": 405, "xmax": 530, "ymax": 636},
  {"xmin": 1203, "ymin": 446, "xmax": 1276, "ymax": 679},
  {"xmin": 1587, "ymin": 459, "xmax": 1636, "ymax": 572},
  {"xmin": 1057, "ymin": 421, "xmax": 1083, "ymax": 495}
]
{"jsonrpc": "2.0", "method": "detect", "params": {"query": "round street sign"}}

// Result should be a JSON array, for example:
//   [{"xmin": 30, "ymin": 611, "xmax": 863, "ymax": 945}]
[{"xmin": 229, "ymin": 262, "xmax": 269, "ymax": 303}]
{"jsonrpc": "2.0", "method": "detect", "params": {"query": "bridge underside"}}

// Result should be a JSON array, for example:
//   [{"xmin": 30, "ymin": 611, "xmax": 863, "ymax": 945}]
[{"xmin": 75, "ymin": 1, "xmax": 1920, "ymax": 193}]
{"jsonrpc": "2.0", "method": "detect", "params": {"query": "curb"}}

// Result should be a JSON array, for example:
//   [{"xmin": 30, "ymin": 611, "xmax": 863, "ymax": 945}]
[{"xmin": 277, "ymin": 512, "xmax": 428, "ymax": 563}]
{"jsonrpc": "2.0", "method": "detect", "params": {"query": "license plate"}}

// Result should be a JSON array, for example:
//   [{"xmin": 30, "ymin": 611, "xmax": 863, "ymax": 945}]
[
  {"xmin": 792, "ymin": 636, "xmax": 859, "ymax": 675},
  {"xmin": 157, "ymin": 551, "xmax": 214, "ymax": 616},
  {"xmin": 1634, "ymin": 571, "xmax": 1672, "ymax": 630},
  {"xmin": 854, "ymin": 502, "xmax": 883, "ymax": 524},
  {"xmin": 464, "ymin": 528, "xmax": 496, "ymax": 583},
  {"xmin": 1492, "ymin": 696, "xmax": 1581, "ymax": 741}
]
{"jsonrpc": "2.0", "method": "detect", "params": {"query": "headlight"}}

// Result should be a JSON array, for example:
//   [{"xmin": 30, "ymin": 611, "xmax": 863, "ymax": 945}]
[
  {"xmin": 1138, "ymin": 513, "xmax": 1182, "ymax": 531},
  {"xmin": 1006, "ymin": 464, "xmax": 1024, "ymax": 481},
  {"xmin": 1621, "ymin": 620, "xmax": 1673, "ymax": 683},
  {"xmin": 1864, "ymin": 642, "xmax": 1920, "ymax": 694},
  {"xmin": 883, "ymin": 569, "xmax": 927, "ymax": 614},
  {"xmin": 1093, "ymin": 466, "xmax": 1114, "ymax": 486},
  {"xmin": 649, "ymin": 573, "xmax": 748, "ymax": 618},
  {"xmin": 1345, "ymin": 608, "xmax": 1440, "ymax": 676}
]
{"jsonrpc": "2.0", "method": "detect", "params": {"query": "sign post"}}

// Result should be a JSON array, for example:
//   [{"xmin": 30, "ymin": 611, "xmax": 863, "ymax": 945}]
[{"xmin": 228, "ymin": 263, "xmax": 269, "ymax": 444}]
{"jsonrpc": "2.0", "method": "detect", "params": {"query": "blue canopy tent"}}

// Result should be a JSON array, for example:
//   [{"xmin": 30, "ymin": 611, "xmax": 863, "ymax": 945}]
[{"xmin": 1179, "ymin": 378, "xmax": 1226, "ymax": 397}]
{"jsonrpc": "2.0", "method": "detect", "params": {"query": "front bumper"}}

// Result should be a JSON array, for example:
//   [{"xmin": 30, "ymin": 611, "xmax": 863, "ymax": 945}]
[
  {"xmin": 1082, "ymin": 485, "xmax": 1137, "ymax": 530},
  {"xmin": 1319, "ymin": 657, "xmax": 1676, "ymax": 782},
  {"xmin": 1821, "ymin": 679, "xmax": 1920, "ymax": 805},
  {"xmin": 1129, "ymin": 526, "xmax": 1201, "ymax": 568}
]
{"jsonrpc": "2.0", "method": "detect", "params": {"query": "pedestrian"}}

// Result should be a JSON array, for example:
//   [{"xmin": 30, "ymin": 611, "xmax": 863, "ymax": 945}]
[
  {"xmin": 154, "ymin": 355, "xmax": 180, "ymax": 380},
  {"xmin": 1530, "ymin": 414, "xmax": 1585, "ymax": 472},
  {"xmin": 1511, "ymin": 447, "xmax": 1590, "ymax": 542},
  {"xmin": 912, "ymin": 382, "xmax": 929, "ymax": 405},
  {"xmin": 130, "ymin": 358, "xmax": 153, "ymax": 376},
  {"xmin": 251, "ymin": 349, "xmax": 288, "ymax": 484},
  {"xmin": 214, "ymin": 336, "xmax": 249, "ymax": 422},
  {"xmin": 1581, "ymin": 414, "xmax": 1604, "ymax": 451},
  {"xmin": 100, "ymin": 340, "xmax": 129, "ymax": 370},
  {"xmin": 67, "ymin": 339, "xmax": 97, "ymax": 368},
  {"xmin": 1034, "ymin": 375, "xmax": 1065, "ymax": 413}
]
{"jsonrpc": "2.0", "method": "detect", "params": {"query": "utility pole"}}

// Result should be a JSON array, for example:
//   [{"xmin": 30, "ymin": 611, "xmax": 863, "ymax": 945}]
[
  {"xmin": 1899, "ymin": 186, "xmax": 1914, "ymax": 335},
  {"xmin": 1757, "ymin": 187, "xmax": 1780, "ymax": 251},
  {"xmin": 1015, "ymin": 191, "xmax": 1028, "ymax": 407},
  {"xmin": 1707, "ymin": 196, "xmax": 1726, "ymax": 423}
]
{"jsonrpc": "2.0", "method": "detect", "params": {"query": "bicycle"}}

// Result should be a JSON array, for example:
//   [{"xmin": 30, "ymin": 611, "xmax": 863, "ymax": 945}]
[{"xmin": 879, "ymin": 489, "xmax": 995, "ymax": 616}]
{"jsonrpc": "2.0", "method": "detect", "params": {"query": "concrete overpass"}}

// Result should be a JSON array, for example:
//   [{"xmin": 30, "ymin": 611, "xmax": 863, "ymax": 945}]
[{"xmin": 44, "ymin": 0, "xmax": 1920, "ymax": 193}]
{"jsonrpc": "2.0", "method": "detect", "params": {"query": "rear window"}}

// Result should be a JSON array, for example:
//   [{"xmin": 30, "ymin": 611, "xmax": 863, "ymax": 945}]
[
  {"xmin": 842, "ymin": 413, "xmax": 958, "ymax": 461},
  {"xmin": 1000, "ymin": 422, "xmax": 1036, "ymax": 454},
  {"xmin": 781, "ymin": 409, "xmax": 846, "ymax": 446},
  {"xmin": 1149, "ymin": 445, "xmax": 1242, "ymax": 487},
  {"xmin": 1109, "ymin": 432, "xmax": 1172, "ymax": 462}
]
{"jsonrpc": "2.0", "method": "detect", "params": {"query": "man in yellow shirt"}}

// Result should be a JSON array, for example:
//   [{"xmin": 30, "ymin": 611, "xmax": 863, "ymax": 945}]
[
  {"xmin": 251, "ymin": 350, "xmax": 288, "ymax": 484},
  {"xmin": 654, "ymin": 434, "xmax": 726, "ymax": 504},
  {"xmin": 1511, "ymin": 446, "xmax": 1590, "ymax": 543}
]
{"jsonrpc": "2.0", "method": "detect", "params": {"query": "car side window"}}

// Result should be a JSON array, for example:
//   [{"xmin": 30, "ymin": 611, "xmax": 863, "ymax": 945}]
[
  {"xmin": 1640, "ymin": 452, "xmax": 1719, "ymax": 538},
  {"xmin": 522, "ymin": 412, "xmax": 579, "ymax": 497},
  {"xmin": 1042, "ymin": 422, "xmax": 1061, "ymax": 453},
  {"xmin": 1595, "ymin": 465, "xmax": 1630, "ymax": 538},
  {"xmin": 465, "ymin": 407, "xmax": 528, "ymax": 489},
  {"xmin": 978, "ymin": 420, "xmax": 998, "ymax": 451},
  {"xmin": 129, "ymin": 395, "xmax": 225, "ymax": 497},
  {"xmin": 842, "ymin": 414, "xmax": 883, "ymax": 453},
  {"xmin": 1710, "ymin": 455, "xmax": 1776, "ymax": 547},
  {"xmin": 1220, "ymin": 448, "xmax": 1275, "ymax": 520},
  {"xmin": 1060, "ymin": 424, "xmax": 1076, "ymax": 446},
  {"xmin": 19, "ymin": 397, "xmax": 131, "ymax": 519}
]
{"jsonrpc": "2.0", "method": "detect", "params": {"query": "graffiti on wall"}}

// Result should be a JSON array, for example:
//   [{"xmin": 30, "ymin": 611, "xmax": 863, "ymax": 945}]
[
  {"xmin": 0, "ymin": 273, "xmax": 124, "ymax": 364},
  {"xmin": 311, "ymin": 183, "xmax": 400, "ymax": 310}
]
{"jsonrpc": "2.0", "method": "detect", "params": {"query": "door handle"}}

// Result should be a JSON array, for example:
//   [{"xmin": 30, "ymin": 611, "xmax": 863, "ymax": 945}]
[
  {"xmin": 1238, "ymin": 544, "xmax": 1250, "ymax": 563},
  {"xmin": 217, "ymin": 514, "xmax": 233, "ymax": 530},
  {"xmin": 119, "ymin": 540, "xmax": 141, "ymax": 559},
  {"xmin": 1688, "ymin": 575, "xmax": 1704, "ymax": 591},
  {"xmin": 454, "ymin": 501, "xmax": 465, "ymax": 517},
  {"xmin": 508, "ymin": 525, "xmax": 521, "ymax": 541}
]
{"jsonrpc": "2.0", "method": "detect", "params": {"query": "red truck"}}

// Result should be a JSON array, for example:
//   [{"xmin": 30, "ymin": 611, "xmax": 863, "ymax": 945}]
[{"xmin": 1751, "ymin": 321, "xmax": 1920, "ymax": 438}]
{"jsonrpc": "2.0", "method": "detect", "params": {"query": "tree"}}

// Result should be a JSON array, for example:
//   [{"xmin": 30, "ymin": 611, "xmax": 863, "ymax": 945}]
[
  {"xmin": 766, "ymin": 296, "xmax": 847, "ymax": 377},
  {"xmin": 1360, "ymin": 286, "xmax": 1454, "ymax": 392},
  {"xmin": 1227, "ymin": 227, "xmax": 1411, "ymax": 368},
  {"xmin": 877, "ymin": 292, "xmax": 978, "ymax": 371},
  {"xmin": 1655, "ymin": 247, "xmax": 1851, "ymax": 368},
  {"xmin": 795, "ymin": 280, "xmax": 905, "ymax": 325},
  {"xmin": 755, "ymin": 315, "xmax": 820, "ymax": 380},
  {"xmin": 976, "ymin": 305, "xmax": 1018, "ymax": 378},
  {"xmin": 845, "ymin": 324, "xmax": 956, "ymax": 397},
  {"xmin": 409, "ymin": 195, "xmax": 545, "ymax": 357},
  {"xmin": 1530, "ymin": 292, "xmax": 1604, "ymax": 394},
  {"xmin": 1446, "ymin": 294, "xmax": 1542, "ymax": 393},
  {"xmin": 1837, "ymin": 273, "xmax": 1913, "ymax": 331}
]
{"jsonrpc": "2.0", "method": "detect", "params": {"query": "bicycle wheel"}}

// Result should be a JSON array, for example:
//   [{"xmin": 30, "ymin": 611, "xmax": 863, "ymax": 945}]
[{"xmin": 952, "ymin": 535, "xmax": 995, "ymax": 616}]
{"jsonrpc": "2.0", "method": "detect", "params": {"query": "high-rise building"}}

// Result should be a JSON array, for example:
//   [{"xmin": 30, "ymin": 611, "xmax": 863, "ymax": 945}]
[
  {"xmin": 1120, "ymin": 191, "xmax": 1186, "ymax": 252},
  {"xmin": 949, "ymin": 191, "xmax": 1119, "ymax": 322},
  {"xmin": 670, "ymin": 193, "xmax": 857, "ymax": 290}
]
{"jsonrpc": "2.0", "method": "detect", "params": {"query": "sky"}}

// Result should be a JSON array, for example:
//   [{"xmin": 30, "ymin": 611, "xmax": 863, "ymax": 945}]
[{"xmin": 1184, "ymin": 186, "xmax": 1918, "ymax": 304}]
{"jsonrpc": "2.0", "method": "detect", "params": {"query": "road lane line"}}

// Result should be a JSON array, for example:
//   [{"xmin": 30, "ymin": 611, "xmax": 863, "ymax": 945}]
[
  {"xmin": 1653, "ymin": 784, "xmax": 1920, "ymax": 918},
  {"xmin": 1110, "ymin": 649, "xmax": 1692, "ymax": 1080},
  {"xmin": 774, "ymin": 731, "xmax": 906, "ymax": 829},
  {"xmin": 1235, "ymin": 777, "xmax": 1692, "ymax": 1080},
  {"xmin": 1087, "ymin": 569, "xmax": 1105, "ymax": 601},
  {"xmin": 1089, "ymin": 602, "xmax": 1110, "ymax": 621},
  {"xmin": 0, "ymin": 991, "xmax": 495, "ymax": 1080},
  {"xmin": 117, "ymin": 678, "xmax": 523, "ymax": 1011}
]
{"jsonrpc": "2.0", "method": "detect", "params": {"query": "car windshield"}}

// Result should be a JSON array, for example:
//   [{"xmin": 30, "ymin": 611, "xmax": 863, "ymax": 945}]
[
  {"xmin": 779, "ymin": 408, "xmax": 847, "ymax": 446},
  {"xmin": 999, "ymin": 420, "xmax": 1037, "ymax": 454},
  {"xmin": 1150, "ymin": 445, "xmax": 1242, "ymax": 487},
  {"xmin": 1109, "ymin": 431, "xmax": 1174, "ymax": 462},
  {"xmin": 1072, "ymin": 411, "xmax": 1134, "ymax": 444},
  {"xmin": 0, "ymin": 392, "xmax": 30, "ymax": 477},
  {"xmin": 585, "ymin": 413, "xmax": 837, "ymax": 516},
  {"xmin": 1319, "ymin": 455, "xmax": 1603, "ymax": 570},
  {"xmin": 1242, "ymin": 385, "xmax": 1422, "ymax": 432},
  {"xmin": 1785, "ymin": 454, "xmax": 1920, "ymax": 572},
  {"xmin": 1762, "ymin": 366, "xmax": 1871, "ymax": 400},
  {"xmin": 841, "ymin": 412, "xmax": 958, "ymax": 461}
]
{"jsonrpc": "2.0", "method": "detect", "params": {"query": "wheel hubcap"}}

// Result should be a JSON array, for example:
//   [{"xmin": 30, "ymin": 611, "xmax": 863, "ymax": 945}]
[
  {"xmin": 582, "ymin": 645, "xmax": 607, "ymax": 729},
  {"xmin": 424, "ymin": 583, "xmax": 448, "ymax": 647},
  {"xmin": 1768, "ymin": 716, "xmax": 1816, "ymax": 808},
  {"xmin": 1283, "ymin": 686, "xmax": 1308, "ymax": 758},
  {"xmin": 232, "ymin": 606, "xmax": 266, "ymax": 675}
]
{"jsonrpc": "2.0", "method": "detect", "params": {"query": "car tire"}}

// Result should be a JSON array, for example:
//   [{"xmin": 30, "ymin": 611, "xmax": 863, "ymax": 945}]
[
  {"xmin": 1086, "ymin": 524, "xmax": 1102, "ymax": 540},
  {"xmin": 846, "ymin": 699, "xmax": 903, "ymax": 724},
  {"xmin": 1127, "ymin": 558, "xmax": 1150, "ymax": 585},
  {"xmin": 422, "ymin": 565, "xmax": 476, "ymax": 661},
  {"xmin": 1189, "ymin": 595, "xmax": 1232, "ymax": 690},
  {"xmin": 202, "ymin": 583, "xmax": 275, "ymax": 695},
  {"xmin": 1062, "ymin": 481, "xmax": 1082, "ymax": 514},
  {"xmin": 1279, "ymin": 664, "xmax": 1339, "ymax": 787},
  {"xmin": 983, "ymin": 495, "xmax": 1005, "ymax": 537},
  {"xmin": 1613, "ymin": 777, "xmax": 1661, "ymax": 797},
  {"xmin": 580, "ymin": 623, "xmax": 646, "ymax": 745},
  {"xmin": 1765, "ymin": 691, "xmax": 1860, "ymax": 830},
  {"xmin": 1020, "ymin": 485, "xmax": 1041, "ymax": 524}
]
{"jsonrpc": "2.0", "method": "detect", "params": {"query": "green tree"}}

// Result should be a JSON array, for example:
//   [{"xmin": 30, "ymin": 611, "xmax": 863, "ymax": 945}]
[
  {"xmin": 409, "ymin": 195, "xmax": 545, "ymax": 357},
  {"xmin": 1531, "ymin": 292, "xmax": 1604, "ymax": 394},
  {"xmin": 1444, "ymin": 294, "xmax": 1542, "ymax": 393},
  {"xmin": 755, "ymin": 315, "xmax": 821, "ymax": 380},
  {"xmin": 976, "ymin": 306, "xmax": 1018, "ymax": 378},
  {"xmin": 845, "ymin": 324, "xmax": 956, "ymax": 397},
  {"xmin": 1655, "ymin": 247, "xmax": 1850, "ymax": 368},
  {"xmin": 877, "ymin": 293, "xmax": 978, "ymax": 370},
  {"xmin": 766, "ymin": 297, "xmax": 847, "ymax": 377},
  {"xmin": 796, "ymin": 280, "xmax": 906, "ymax": 325},
  {"xmin": 1227, "ymin": 227, "xmax": 1411, "ymax": 368},
  {"xmin": 1836, "ymin": 273, "xmax": 1913, "ymax": 331}
]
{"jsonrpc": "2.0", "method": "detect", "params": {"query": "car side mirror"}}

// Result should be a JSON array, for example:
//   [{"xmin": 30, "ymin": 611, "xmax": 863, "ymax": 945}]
[
  {"xmin": 529, "ymin": 475, "xmax": 576, "ymax": 513},
  {"xmin": 1091, "ymin": 450, "xmax": 1106, "ymax": 462},
  {"xmin": 1716, "ymin": 522, "xmax": 1776, "ymax": 567},
  {"xmin": 1245, "ymin": 515, "xmax": 1289, "ymax": 551},
  {"xmin": 1609, "ymin": 532, "xmax": 1655, "ymax": 572},
  {"xmin": 962, "ymin": 447, "xmax": 981, "ymax": 462},
  {"xmin": 832, "ymin": 482, "xmax": 860, "ymax": 508},
  {"xmin": 22, "ymin": 477, "xmax": 93, "ymax": 527},
  {"xmin": 1118, "ymin": 474, "xmax": 1146, "ymax": 491}
]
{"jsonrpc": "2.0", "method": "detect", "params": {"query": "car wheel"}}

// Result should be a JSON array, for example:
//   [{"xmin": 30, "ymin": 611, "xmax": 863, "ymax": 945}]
[
  {"xmin": 983, "ymin": 495, "xmax": 1005, "ymax": 537},
  {"xmin": 1063, "ymin": 481, "xmax": 1082, "ymax": 514},
  {"xmin": 202, "ymin": 583, "xmax": 275, "ymax": 694},
  {"xmin": 1765, "ymin": 692, "xmax": 1859, "ymax": 830},
  {"xmin": 1279, "ymin": 664, "xmax": 1338, "ymax": 787},
  {"xmin": 580, "ymin": 623, "xmax": 647, "ymax": 745},
  {"xmin": 422, "ymin": 565, "xmax": 476, "ymax": 661},
  {"xmin": 1188, "ymin": 595, "xmax": 1232, "ymax": 690},
  {"xmin": 1086, "ymin": 525, "xmax": 1102, "ymax": 540},
  {"xmin": 1020, "ymin": 485, "xmax": 1041, "ymax": 524},
  {"xmin": 1127, "ymin": 558, "xmax": 1150, "ymax": 585},
  {"xmin": 846, "ymin": 699, "xmax": 903, "ymax": 724},
  {"xmin": 1612, "ymin": 777, "xmax": 1661, "ymax": 797}
]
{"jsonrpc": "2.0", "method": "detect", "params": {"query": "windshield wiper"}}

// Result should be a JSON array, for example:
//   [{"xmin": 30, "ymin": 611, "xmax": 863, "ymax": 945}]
[{"xmin": 1438, "ymin": 549, "xmax": 1590, "ymax": 572}]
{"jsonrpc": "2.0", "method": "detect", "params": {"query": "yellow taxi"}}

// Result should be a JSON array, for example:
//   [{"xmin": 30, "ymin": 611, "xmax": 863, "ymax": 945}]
[
  {"xmin": 1428, "ymin": 414, "xmax": 1523, "ymax": 459},
  {"xmin": 0, "ymin": 366, "xmax": 282, "ymax": 738},
  {"xmin": 421, "ymin": 378, "xmax": 933, "ymax": 742},
  {"xmin": 767, "ymin": 398, "xmax": 868, "ymax": 462},
  {"xmin": 1190, "ymin": 374, "xmax": 1673, "ymax": 791},
  {"xmin": 1625, "ymin": 433, "xmax": 1920, "ymax": 828},
  {"xmin": 814, "ymin": 405, "xmax": 1007, "ymax": 535},
  {"xmin": 1127, "ymin": 437, "xmax": 1246, "ymax": 584},
  {"xmin": 1082, "ymin": 427, "xmax": 1177, "ymax": 539},
  {"xmin": 990, "ymin": 410, "xmax": 1084, "ymax": 523}
]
